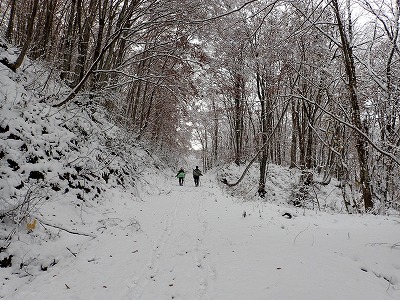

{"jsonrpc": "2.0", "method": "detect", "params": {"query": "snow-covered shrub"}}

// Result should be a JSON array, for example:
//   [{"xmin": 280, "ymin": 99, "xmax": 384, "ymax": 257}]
[{"xmin": 289, "ymin": 171, "xmax": 322, "ymax": 210}]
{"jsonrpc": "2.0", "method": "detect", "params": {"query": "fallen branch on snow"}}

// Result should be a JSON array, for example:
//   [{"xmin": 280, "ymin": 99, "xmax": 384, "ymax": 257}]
[
  {"xmin": 367, "ymin": 242, "xmax": 400, "ymax": 248},
  {"xmin": 293, "ymin": 224, "xmax": 311, "ymax": 245},
  {"xmin": 35, "ymin": 216, "xmax": 97, "ymax": 238}
]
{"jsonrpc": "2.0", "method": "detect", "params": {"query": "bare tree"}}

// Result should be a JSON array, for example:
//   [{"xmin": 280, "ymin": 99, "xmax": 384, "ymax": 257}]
[
  {"xmin": 3, "ymin": 0, "xmax": 39, "ymax": 71},
  {"xmin": 5, "ymin": 0, "xmax": 16, "ymax": 42},
  {"xmin": 331, "ymin": 0, "xmax": 373, "ymax": 210}
]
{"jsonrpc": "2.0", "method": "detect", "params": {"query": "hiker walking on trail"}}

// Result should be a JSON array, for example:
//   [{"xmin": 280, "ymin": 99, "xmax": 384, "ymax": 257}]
[
  {"xmin": 193, "ymin": 166, "xmax": 203, "ymax": 187},
  {"xmin": 176, "ymin": 168, "xmax": 185, "ymax": 186}
]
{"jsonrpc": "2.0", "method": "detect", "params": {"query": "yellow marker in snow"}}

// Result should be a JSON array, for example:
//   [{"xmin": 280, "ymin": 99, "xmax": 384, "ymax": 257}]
[{"xmin": 26, "ymin": 219, "xmax": 37, "ymax": 232}]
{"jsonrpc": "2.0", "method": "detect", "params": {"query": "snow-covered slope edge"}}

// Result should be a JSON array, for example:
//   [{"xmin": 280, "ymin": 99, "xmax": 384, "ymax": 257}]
[
  {"xmin": 215, "ymin": 163, "xmax": 346, "ymax": 212},
  {"xmin": 0, "ymin": 43, "xmax": 170, "ymax": 295}
]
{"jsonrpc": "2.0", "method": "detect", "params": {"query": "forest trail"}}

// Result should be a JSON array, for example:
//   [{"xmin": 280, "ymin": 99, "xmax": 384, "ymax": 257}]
[
  {"xmin": 8, "ymin": 174, "xmax": 400, "ymax": 300},
  {"xmin": 128, "ymin": 178, "xmax": 219, "ymax": 299},
  {"xmin": 126, "ymin": 176, "xmax": 400, "ymax": 300}
]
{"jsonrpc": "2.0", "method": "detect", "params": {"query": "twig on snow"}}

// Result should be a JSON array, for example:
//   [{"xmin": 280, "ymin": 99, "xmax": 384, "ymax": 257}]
[
  {"xmin": 35, "ymin": 216, "xmax": 97, "ymax": 238},
  {"xmin": 367, "ymin": 242, "xmax": 400, "ymax": 248},
  {"xmin": 293, "ymin": 224, "xmax": 311, "ymax": 245},
  {"xmin": 66, "ymin": 247, "xmax": 77, "ymax": 257}
]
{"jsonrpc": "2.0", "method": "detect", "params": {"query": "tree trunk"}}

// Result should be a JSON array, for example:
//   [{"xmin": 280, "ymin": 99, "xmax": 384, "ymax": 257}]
[
  {"xmin": 212, "ymin": 98, "xmax": 219, "ymax": 165},
  {"xmin": 290, "ymin": 98, "xmax": 298, "ymax": 168},
  {"xmin": 91, "ymin": 0, "xmax": 108, "ymax": 87},
  {"xmin": 6, "ymin": 0, "xmax": 39, "ymax": 71},
  {"xmin": 256, "ymin": 69, "xmax": 268, "ymax": 198},
  {"xmin": 5, "ymin": 0, "xmax": 16, "ymax": 42},
  {"xmin": 73, "ymin": 0, "xmax": 97, "ymax": 86},
  {"xmin": 60, "ymin": 0, "xmax": 76, "ymax": 82},
  {"xmin": 35, "ymin": 0, "xmax": 57, "ymax": 60},
  {"xmin": 233, "ymin": 72, "xmax": 244, "ymax": 166},
  {"xmin": 332, "ymin": 0, "xmax": 373, "ymax": 211}
]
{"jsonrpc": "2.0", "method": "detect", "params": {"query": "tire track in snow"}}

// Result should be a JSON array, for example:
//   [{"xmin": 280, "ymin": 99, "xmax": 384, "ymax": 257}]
[
  {"xmin": 128, "ymin": 182, "xmax": 220, "ymax": 299},
  {"xmin": 129, "ymin": 196, "xmax": 181, "ymax": 299},
  {"xmin": 195, "ymin": 190, "xmax": 218, "ymax": 300}
]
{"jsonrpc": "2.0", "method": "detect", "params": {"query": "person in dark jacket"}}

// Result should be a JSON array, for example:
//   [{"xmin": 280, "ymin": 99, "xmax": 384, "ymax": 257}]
[
  {"xmin": 176, "ymin": 168, "xmax": 185, "ymax": 186},
  {"xmin": 192, "ymin": 166, "xmax": 202, "ymax": 187}
]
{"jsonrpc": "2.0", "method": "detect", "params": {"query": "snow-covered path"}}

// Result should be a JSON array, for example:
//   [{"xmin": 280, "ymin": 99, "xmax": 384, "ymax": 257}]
[
  {"xmin": 127, "ymin": 182, "xmax": 217, "ymax": 299},
  {"xmin": 7, "ymin": 174, "xmax": 400, "ymax": 300}
]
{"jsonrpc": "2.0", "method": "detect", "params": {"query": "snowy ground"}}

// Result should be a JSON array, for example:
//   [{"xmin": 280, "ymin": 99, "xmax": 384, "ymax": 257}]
[{"xmin": 2, "ymin": 171, "xmax": 399, "ymax": 300}]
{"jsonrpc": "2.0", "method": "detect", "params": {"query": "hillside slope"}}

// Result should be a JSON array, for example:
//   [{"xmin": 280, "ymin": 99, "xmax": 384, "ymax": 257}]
[{"xmin": 0, "ymin": 39, "xmax": 169, "ymax": 295}]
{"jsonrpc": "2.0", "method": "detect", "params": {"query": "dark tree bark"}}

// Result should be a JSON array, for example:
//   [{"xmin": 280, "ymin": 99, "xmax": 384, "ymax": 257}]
[
  {"xmin": 60, "ymin": 0, "xmax": 77, "ymax": 81},
  {"xmin": 233, "ymin": 72, "xmax": 245, "ymax": 166},
  {"xmin": 331, "ymin": 0, "xmax": 373, "ymax": 211},
  {"xmin": 91, "ymin": 0, "xmax": 109, "ymax": 87},
  {"xmin": 73, "ymin": 0, "xmax": 97, "ymax": 86},
  {"xmin": 290, "ymin": 98, "xmax": 299, "ymax": 168},
  {"xmin": 6, "ymin": 0, "xmax": 39, "ymax": 71},
  {"xmin": 211, "ymin": 98, "xmax": 219, "ymax": 164},
  {"xmin": 5, "ymin": 0, "xmax": 16, "ymax": 42},
  {"xmin": 256, "ymin": 67, "xmax": 268, "ymax": 198},
  {"xmin": 35, "ymin": 0, "xmax": 57, "ymax": 59}
]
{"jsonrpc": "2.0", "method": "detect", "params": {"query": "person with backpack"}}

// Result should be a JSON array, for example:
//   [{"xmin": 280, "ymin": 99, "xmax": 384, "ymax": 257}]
[
  {"xmin": 176, "ymin": 168, "xmax": 185, "ymax": 186},
  {"xmin": 193, "ymin": 166, "xmax": 203, "ymax": 187}
]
